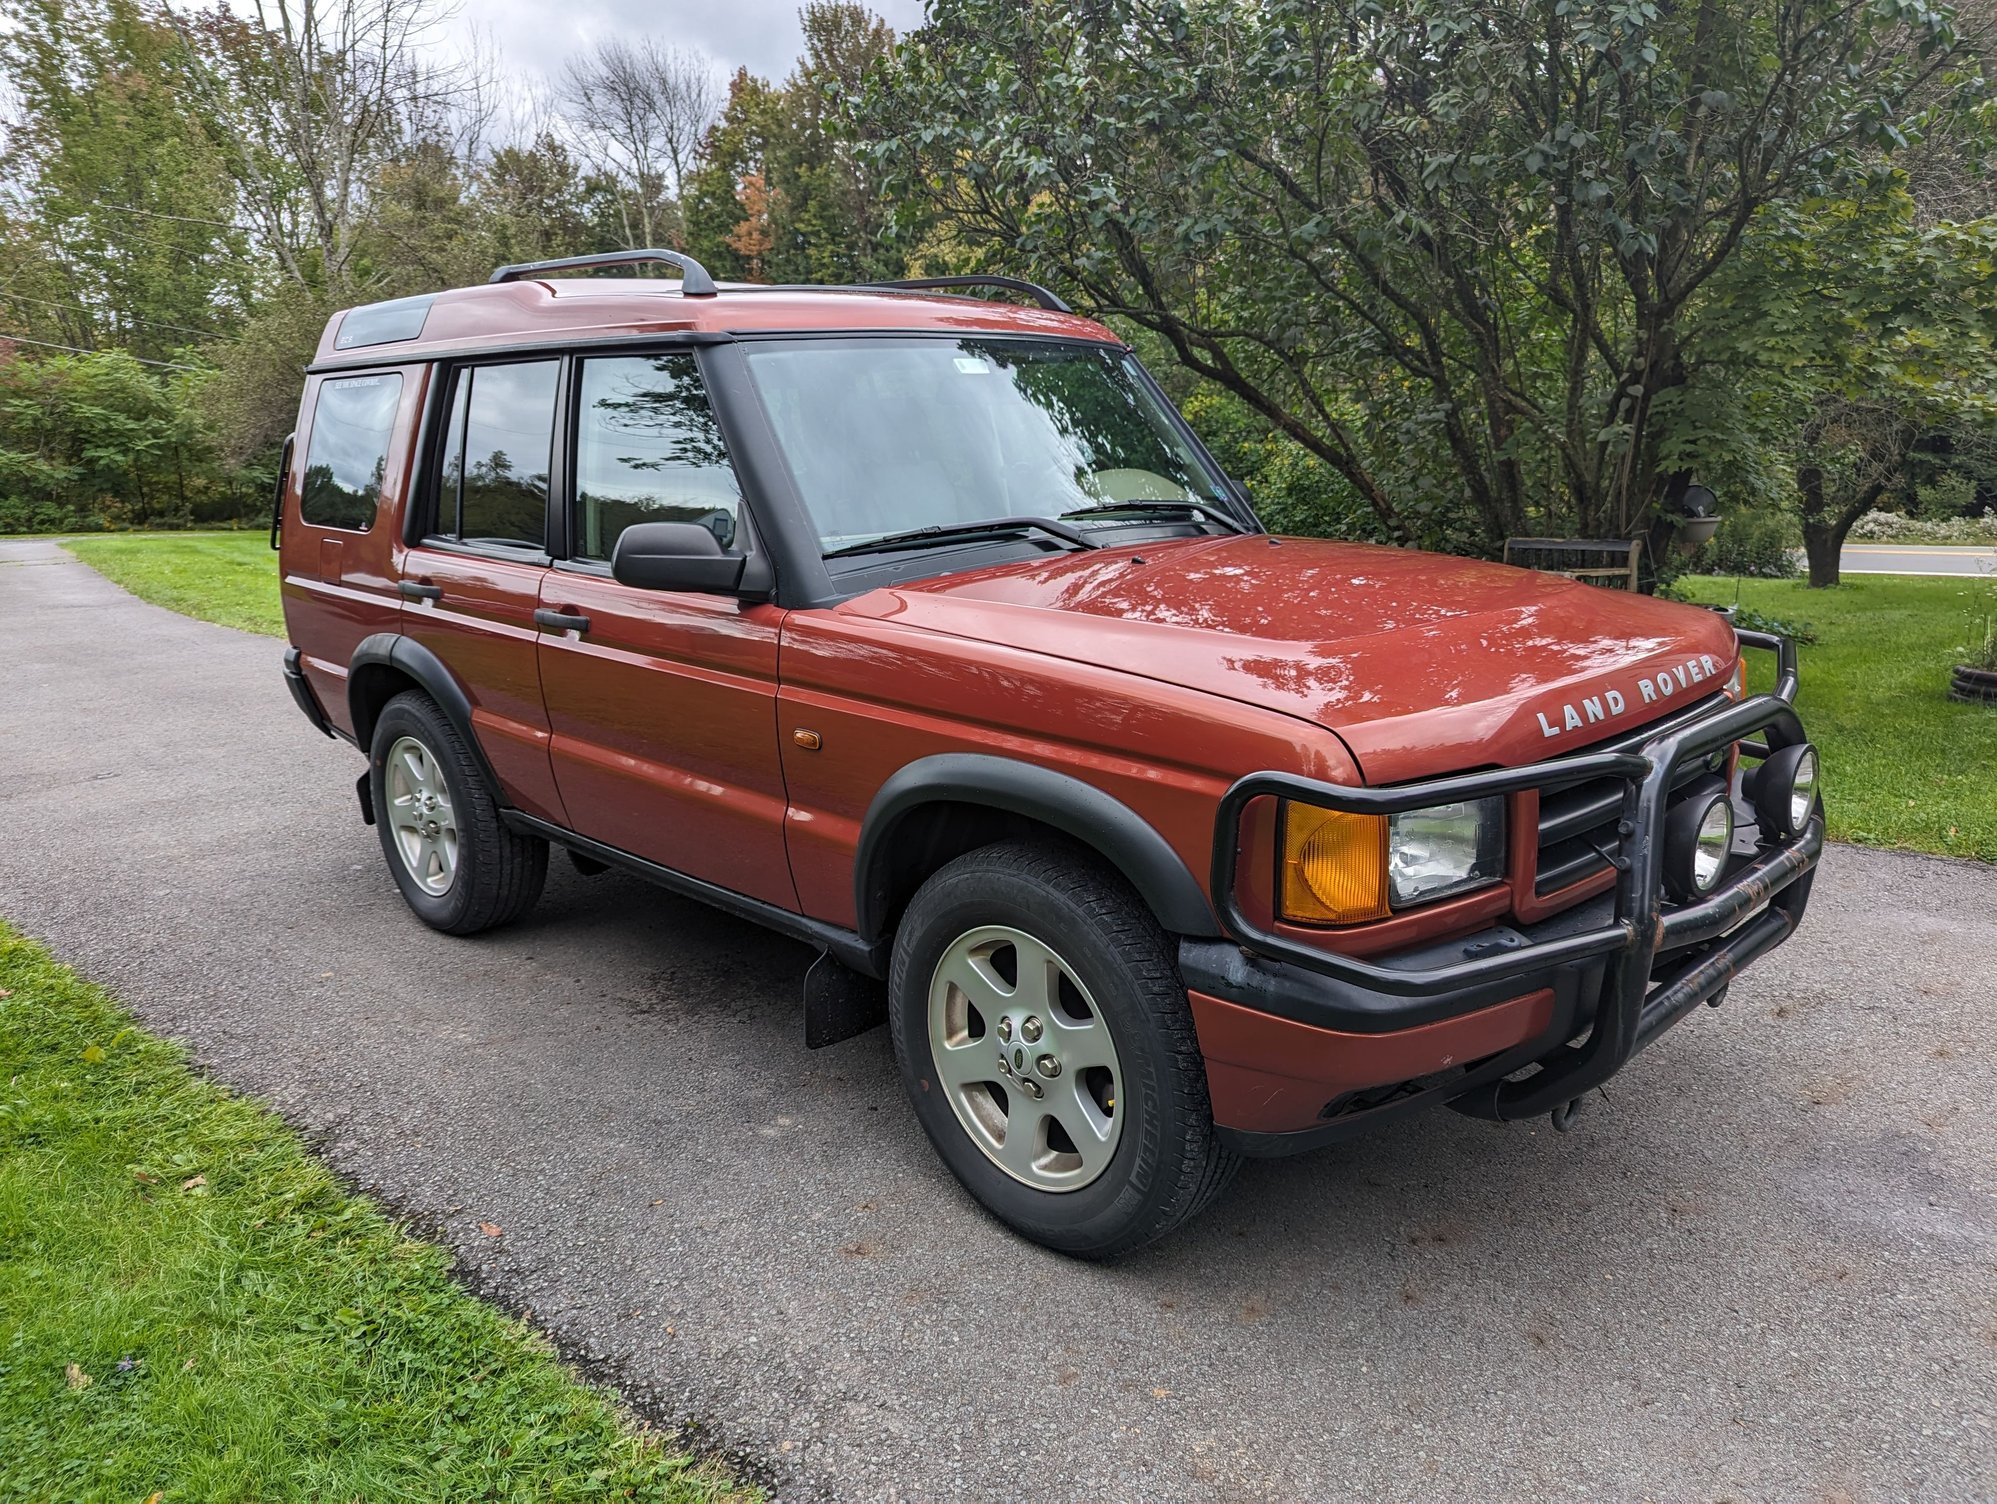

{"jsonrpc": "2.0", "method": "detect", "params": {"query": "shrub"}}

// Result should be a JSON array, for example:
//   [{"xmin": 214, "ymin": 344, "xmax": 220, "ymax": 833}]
[
  {"xmin": 1848, "ymin": 509, "xmax": 1997, "ymax": 543},
  {"xmin": 1694, "ymin": 509, "xmax": 1800, "ymax": 577}
]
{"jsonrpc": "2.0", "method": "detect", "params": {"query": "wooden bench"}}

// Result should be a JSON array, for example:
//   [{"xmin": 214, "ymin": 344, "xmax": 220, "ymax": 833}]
[{"xmin": 1502, "ymin": 537, "xmax": 1645, "ymax": 591}]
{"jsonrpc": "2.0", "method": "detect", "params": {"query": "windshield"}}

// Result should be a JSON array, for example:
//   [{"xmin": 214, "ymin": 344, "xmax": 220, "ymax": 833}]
[{"xmin": 740, "ymin": 337, "xmax": 1231, "ymax": 554}]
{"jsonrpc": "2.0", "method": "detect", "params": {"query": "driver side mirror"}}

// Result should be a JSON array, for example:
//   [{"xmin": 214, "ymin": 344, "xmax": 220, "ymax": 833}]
[{"xmin": 609, "ymin": 521, "xmax": 748, "ymax": 594}]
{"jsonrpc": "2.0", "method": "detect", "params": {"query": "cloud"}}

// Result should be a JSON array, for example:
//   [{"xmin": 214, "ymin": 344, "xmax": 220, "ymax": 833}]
[{"xmin": 459, "ymin": 0, "xmax": 927, "ymax": 88}]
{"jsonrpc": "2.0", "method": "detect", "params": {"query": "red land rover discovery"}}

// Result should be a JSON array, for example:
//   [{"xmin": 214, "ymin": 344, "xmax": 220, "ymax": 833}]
[{"xmin": 275, "ymin": 250, "xmax": 1823, "ymax": 1257}]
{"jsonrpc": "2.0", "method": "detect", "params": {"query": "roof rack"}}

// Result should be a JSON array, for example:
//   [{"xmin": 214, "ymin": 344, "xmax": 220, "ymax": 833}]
[
  {"xmin": 488, "ymin": 249, "xmax": 718, "ymax": 297},
  {"xmin": 862, "ymin": 275, "xmax": 1072, "ymax": 313}
]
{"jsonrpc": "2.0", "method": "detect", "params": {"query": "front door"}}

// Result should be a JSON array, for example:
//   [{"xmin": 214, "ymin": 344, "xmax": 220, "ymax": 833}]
[
  {"xmin": 398, "ymin": 357, "xmax": 566, "ymax": 822},
  {"xmin": 535, "ymin": 350, "xmax": 796, "ymax": 910}
]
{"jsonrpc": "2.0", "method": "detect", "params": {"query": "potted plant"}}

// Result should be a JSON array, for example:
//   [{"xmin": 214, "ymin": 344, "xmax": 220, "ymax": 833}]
[
  {"xmin": 1663, "ymin": 483, "xmax": 1723, "ymax": 555},
  {"xmin": 1950, "ymin": 593, "xmax": 1997, "ymax": 704}
]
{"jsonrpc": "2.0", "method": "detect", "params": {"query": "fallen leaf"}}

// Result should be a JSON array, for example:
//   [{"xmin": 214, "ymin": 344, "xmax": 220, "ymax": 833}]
[
  {"xmin": 181, "ymin": 1359, "xmax": 196, "ymax": 1372},
  {"xmin": 478, "ymin": 1221, "xmax": 503, "ymax": 1237},
  {"xmin": 1151, "ymin": 1387, "xmax": 1172, "ymax": 1399},
  {"xmin": 65, "ymin": 1363, "xmax": 91, "ymax": 1391},
  {"xmin": 181, "ymin": 1174, "xmax": 206, "ymax": 1192},
  {"xmin": 0, "ymin": 987, "xmax": 12, "ymax": 998},
  {"xmin": 82, "ymin": 1044, "xmax": 105, "ymax": 1063},
  {"xmin": 145, "ymin": 1494, "xmax": 163, "ymax": 1504}
]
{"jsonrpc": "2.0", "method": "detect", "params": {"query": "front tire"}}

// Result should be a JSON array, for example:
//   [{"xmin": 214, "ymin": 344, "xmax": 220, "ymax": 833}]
[
  {"xmin": 889, "ymin": 841, "xmax": 1239, "ymax": 1258},
  {"xmin": 368, "ymin": 691, "xmax": 546, "ymax": 935}
]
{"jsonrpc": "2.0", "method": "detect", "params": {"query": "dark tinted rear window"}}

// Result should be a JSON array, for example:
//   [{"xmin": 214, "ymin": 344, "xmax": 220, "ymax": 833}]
[{"xmin": 301, "ymin": 374, "xmax": 402, "ymax": 532}]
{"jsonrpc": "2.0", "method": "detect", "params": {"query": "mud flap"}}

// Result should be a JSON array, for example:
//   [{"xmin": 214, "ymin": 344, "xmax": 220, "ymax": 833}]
[
  {"xmin": 803, "ymin": 951, "xmax": 887, "ymax": 1048},
  {"xmin": 355, "ymin": 770, "xmax": 375, "ymax": 826}
]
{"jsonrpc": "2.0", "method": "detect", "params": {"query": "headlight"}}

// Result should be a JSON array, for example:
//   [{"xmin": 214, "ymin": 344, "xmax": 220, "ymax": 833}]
[{"xmin": 1279, "ymin": 797, "xmax": 1503, "ymax": 925}]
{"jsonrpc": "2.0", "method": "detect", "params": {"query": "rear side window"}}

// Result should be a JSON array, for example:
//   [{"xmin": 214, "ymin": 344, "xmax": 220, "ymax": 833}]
[
  {"xmin": 301, "ymin": 374, "xmax": 402, "ymax": 532},
  {"xmin": 572, "ymin": 354, "xmax": 740, "ymax": 561},
  {"xmin": 431, "ymin": 360, "xmax": 559, "ymax": 550}
]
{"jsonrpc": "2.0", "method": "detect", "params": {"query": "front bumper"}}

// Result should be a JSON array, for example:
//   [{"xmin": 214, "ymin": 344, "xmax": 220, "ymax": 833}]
[{"xmin": 1191, "ymin": 630, "xmax": 1822, "ymax": 1155}]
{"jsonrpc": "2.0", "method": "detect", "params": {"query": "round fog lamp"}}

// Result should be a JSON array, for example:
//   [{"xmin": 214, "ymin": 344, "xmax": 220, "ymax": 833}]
[
  {"xmin": 1666, "ymin": 789, "xmax": 1734, "ymax": 901},
  {"xmin": 1751, "ymin": 741, "xmax": 1820, "ymax": 838}
]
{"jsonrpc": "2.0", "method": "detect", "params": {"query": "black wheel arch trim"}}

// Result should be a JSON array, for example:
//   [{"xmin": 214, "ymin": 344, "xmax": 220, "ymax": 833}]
[
  {"xmin": 853, "ymin": 753, "xmax": 1220, "ymax": 943},
  {"xmin": 347, "ymin": 633, "xmax": 505, "ymax": 795}
]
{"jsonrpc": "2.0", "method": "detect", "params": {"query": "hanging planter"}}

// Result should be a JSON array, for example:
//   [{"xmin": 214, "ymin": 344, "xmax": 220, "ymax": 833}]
[{"xmin": 1662, "ymin": 483, "xmax": 1722, "ymax": 556}]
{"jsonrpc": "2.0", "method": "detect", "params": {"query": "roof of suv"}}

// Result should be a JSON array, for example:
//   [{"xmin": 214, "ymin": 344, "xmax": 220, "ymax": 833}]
[{"xmin": 311, "ymin": 278, "xmax": 1122, "ymax": 369}]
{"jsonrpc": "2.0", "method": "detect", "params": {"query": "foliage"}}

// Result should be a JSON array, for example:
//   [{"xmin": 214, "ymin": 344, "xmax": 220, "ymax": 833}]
[
  {"xmin": 1848, "ymin": 508, "xmax": 1997, "ymax": 542},
  {"xmin": 1693, "ymin": 508, "xmax": 1800, "ymax": 579},
  {"xmin": 1676, "ymin": 574, "xmax": 1997, "ymax": 860},
  {"xmin": 0, "ymin": 350, "xmax": 265, "ymax": 531},
  {"xmin": 684, "ymin": 4, "xmax": 911, "ymax": 285},
  {"xmin": 861, "ymin": 0, "xmax": 1980, "ymax": 553},
  {"xmin": 0, "ymin": 923, "xmax": 750, "ymax": 1502},
  {"xmin": 65, "ymin": 532, "xmax": 284, "ymax": 634}
]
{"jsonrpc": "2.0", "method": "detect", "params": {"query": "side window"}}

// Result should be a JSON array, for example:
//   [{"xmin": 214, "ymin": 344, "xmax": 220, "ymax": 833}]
[
  {"xmin": 573, "ymin": 353, "xmax": 741, "ymax": 562},
  {"xmin": 301, "ymin": 373, "xmax": 402, "ymax": 532},
  {"xmin": 429, "ymin": 360, "xmax": 558, "ymax": 550}
]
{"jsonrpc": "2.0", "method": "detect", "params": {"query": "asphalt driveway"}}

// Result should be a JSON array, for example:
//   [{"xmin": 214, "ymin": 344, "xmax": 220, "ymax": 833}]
[{"xmin": 3, "ymin": 537, "xmax": 1994, "ymax": 1502}]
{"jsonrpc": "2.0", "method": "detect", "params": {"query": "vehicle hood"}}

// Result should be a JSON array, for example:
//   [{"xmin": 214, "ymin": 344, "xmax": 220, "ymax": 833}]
[{"xmin": 838, "ymin": 534, "xmax": 1741, "ymax": 783}]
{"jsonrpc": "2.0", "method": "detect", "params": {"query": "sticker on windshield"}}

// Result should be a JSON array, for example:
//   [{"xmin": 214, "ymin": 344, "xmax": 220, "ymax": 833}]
[{"xmin": 953, "ymin": 356, "xmax": 991, "ymax": 375}]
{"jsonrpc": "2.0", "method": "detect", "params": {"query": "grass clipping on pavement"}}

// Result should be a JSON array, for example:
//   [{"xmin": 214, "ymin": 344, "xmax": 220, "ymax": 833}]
[
  {"xmin": 0, "ymin": 923, "xmax": 749, "ymax": 1502},
  {"xmin": 64, "ymin": 532, "xmax": 284, "ymax": 638}
]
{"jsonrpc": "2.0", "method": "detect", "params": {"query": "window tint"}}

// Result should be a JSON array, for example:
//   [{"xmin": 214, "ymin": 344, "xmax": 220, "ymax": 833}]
[
  {"xmin": 301, "ymin": 373, "xmax": 402, "ymax": 531},
  {"xmin": 573, "ymin": 354, "xmax": 740, "ymax": 561},
  {"xmin": 431, "ymin": 360, "xmax": 557, "ymax": 550}
]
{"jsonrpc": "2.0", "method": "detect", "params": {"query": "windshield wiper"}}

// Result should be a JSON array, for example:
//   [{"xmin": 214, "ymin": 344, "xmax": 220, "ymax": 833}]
[
  {"xmin": 822, "ymin": 515, "xmax": 1101, "ymax": 560},
  {"xmin": 1059, "ymin": 499, "xmax": 1247, "ymax": 533}
]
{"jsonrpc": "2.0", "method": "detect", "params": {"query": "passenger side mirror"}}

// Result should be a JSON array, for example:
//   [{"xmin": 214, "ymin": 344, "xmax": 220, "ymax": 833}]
[{"xmin": 609, "ymin": 521, "xmax": 748, "ymax": 594}]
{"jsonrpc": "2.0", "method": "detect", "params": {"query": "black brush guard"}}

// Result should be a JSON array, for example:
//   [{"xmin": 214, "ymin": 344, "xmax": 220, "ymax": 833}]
[{"xmin": 1208, "ymin": 631, "xmax": 1822, "ymax": 1122}]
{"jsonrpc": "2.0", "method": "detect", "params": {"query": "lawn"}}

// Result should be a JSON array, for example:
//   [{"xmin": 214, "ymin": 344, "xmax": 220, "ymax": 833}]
[
  {"xmin": 0, "ymin": 923, "xmax": 749, "ymax": 1503},
  {"xmin": 64, "ymin": 531, "xmax": 283, "ymax": 638},
  {"xmin": 1678, "ymin": 572, "xmax": 1997, "ymax": 862}
]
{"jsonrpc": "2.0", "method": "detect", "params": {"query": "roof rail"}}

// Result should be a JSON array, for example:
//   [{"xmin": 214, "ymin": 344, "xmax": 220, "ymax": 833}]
[
  {"xmin": 488, "ymin": 249, "xmax": 718, "ymax": 297},
  {"xmin": 863, "ymin": 275, "xmax": 1072, "ymax": 314}
]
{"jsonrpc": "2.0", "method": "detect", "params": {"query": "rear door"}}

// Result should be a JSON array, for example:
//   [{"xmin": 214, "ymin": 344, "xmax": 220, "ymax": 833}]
[
  {"xmin": 534, "ymin": 349, "xmax": 796, "ymax": 909},
  {"xmin": 398, "ymin": 358, "xmax": 567, "ymax": 823}
]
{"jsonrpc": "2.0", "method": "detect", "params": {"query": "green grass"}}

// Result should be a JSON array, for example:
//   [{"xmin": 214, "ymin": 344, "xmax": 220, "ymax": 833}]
[
  {"xmin": 63, "ymin": 531, "xmax": 283, "ymax": 637},
  {"xmin": 1679, "ymin": 573, "xmax": 1997, "ymax": 862},
  {"xmin": 0, "ymin": 923, "xmax": 750, "ymax": 1504}
]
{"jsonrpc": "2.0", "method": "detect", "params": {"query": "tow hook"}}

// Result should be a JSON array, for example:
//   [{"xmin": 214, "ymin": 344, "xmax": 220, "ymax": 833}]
[{"xmin": 1550, "ymin": 1097, "xmax": 1582, "ymax": 1133}]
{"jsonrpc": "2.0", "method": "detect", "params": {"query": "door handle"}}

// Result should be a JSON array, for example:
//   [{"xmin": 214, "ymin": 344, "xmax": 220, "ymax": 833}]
[
  {"xmin": 398, "ymin": 580, "xmax": 443, "ymax": 601},
  {"xmin": 534, "ymin": 607, "xmax": 591, "ymax": 634}
]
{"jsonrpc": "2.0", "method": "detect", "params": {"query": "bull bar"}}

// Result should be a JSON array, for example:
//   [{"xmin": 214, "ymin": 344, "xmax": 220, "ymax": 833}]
[{"xmin": 1207, "ymin": 630, "xmax": 1822, "ymax": 1122}]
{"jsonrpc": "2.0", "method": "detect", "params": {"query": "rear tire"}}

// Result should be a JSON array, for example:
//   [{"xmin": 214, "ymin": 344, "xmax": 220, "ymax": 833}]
[
  {"xmin": 368, "ymin": 691, "xmax": 546, "ymax": 935},
  {"xmin": 889, "ymin": 841, "xmax": 1238, "ymax": 1258}
]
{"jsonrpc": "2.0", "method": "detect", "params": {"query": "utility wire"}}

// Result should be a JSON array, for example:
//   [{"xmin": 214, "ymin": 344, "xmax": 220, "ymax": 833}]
[
  {"xmin": 0, "ymin": 331, "xmax": 204, "ymax": 371},
  {"xmin": 0, "ymin": 289, "xmax": 224, "ymax": 340}
]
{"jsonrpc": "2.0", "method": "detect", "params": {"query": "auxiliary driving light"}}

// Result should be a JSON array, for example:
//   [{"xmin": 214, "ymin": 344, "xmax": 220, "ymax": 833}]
[
  {"xmin": 1749, "ymin": 741, "xmax": 1820, "ymax": 839},
  {"xmin": 1665, "ymin": 786, "xmax": 1735, "ymax": 902}
]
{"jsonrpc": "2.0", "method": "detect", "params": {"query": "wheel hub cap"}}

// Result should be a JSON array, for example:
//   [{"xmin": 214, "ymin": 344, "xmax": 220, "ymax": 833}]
[
  {"xmin": 384, "ymin": 735, "xmax": 458, "ymax": 896},
  {"xmin": 927, "ymin": 925, "xmax": 1122, "ymax": 1192}
]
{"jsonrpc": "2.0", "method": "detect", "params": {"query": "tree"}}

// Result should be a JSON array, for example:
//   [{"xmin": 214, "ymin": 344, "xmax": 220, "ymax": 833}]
[
  {"xmin": 684, "ymin": 5, "xmax": 912, "ymax": 285},
  {"xmin": 0, "ymin": 0, "xmax": 250, "ymax": 363},
  {"xmin": 556, "ymin": 38, "xmax": 720, "ymax": 249},
  {"xmin": 863, "ymin": 0, "xmax": 1977, "ymax": 554}
]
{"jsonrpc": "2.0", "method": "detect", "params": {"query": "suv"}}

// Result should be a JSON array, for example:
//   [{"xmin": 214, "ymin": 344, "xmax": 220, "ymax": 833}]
[{"xmin": 276, "ymin": 249, "xmax": 1823, "ymax": 1257}]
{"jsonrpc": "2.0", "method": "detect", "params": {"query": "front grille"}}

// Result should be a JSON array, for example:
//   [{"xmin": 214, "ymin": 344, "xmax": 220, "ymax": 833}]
[{"xmin": 1532, "ymin": 693, "xmax": 1727, "ymax": 897}]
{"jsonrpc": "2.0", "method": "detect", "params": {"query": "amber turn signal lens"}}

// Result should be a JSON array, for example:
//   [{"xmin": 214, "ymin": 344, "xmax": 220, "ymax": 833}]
[{"xmin": 1279, "ymin": 803, "xmax": 1390, "ymax": 925}]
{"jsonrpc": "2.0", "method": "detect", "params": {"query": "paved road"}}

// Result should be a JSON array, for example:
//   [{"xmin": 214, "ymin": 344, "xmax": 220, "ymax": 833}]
[
  {"xmin": 1842, "ymin": 543, "xmax": 1997, "ymax": 577},
  {"xmin": 4, "ymin": 537, "xmax": 1995, "ymax": 1502}
]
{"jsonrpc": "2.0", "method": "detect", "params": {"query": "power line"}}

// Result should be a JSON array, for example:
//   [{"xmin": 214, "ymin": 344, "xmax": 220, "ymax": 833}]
[
  {"xmin": 0, "ymin": 332, "xmax": 204, "ymax": 371},
  {"xmin": 0, "ymin": 289, "xmax": 224, "ymax": 339},
  {"xmin": 88, "ymin": 199, "xmax": 261, "ymax": 235}
]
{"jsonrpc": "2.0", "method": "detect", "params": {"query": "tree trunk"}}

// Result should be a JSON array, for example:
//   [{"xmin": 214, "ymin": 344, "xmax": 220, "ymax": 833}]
[{"xmin": 1797, "ymin": 463, "xmax": 1841, "ymax": 588}]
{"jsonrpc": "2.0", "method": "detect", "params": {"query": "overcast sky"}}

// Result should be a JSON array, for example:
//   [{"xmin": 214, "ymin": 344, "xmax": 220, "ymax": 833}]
[{"xmin": 457, "ymin": 0, "xmax": 928, "ymax": 89}]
